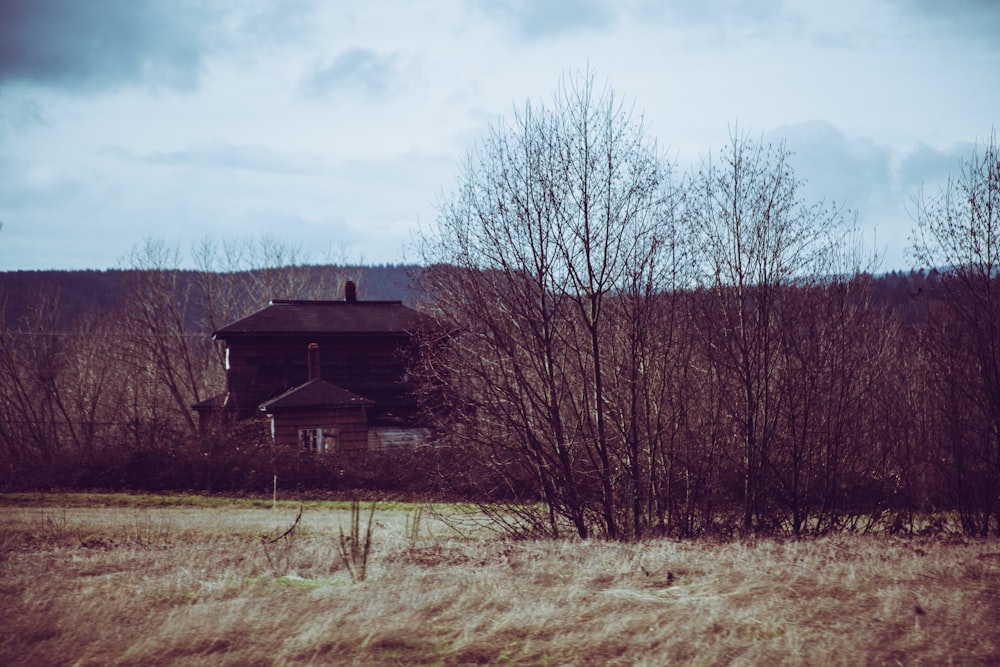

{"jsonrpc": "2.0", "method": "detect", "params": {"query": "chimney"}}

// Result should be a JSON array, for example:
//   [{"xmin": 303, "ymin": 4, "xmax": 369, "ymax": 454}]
[
  {"xmin": 345, "ymin": 280, "xmax": 357, "ymax": 302},
  {"xmin": 307, "ymin": 343, "xmax": 320, "ymax": 381}
]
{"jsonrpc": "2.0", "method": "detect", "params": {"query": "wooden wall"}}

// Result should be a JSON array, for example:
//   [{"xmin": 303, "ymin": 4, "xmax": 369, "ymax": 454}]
[{"xmin": 268, "ymin": 406, "xmax": 369, "ymax": 451}]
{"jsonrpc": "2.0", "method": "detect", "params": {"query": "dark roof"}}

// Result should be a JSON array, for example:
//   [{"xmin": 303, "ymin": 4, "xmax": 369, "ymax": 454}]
[
  {"xmin": 214, "ymin": 299, "xmax": 426, "ymax": 339},
  {"xmin": 259, "ymin": 379, "xmax": 375, "ymax": 412}
]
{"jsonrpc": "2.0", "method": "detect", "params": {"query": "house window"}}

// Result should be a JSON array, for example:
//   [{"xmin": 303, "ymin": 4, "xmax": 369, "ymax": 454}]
[{"xmin": 298, "ymin": 427, "xmax": 338, "ymax": 453}]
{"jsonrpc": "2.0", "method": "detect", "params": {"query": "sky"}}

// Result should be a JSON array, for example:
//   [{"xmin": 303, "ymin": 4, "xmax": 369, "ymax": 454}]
[{"xmin": 0, "ymin": 0, "xmax": 997, "ymax": 272}]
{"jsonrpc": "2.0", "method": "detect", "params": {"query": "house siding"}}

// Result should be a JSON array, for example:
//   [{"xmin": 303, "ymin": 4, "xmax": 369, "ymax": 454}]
[{"xmin": 270, "ymin": 406, "xmax": 369, "ymax": 451}]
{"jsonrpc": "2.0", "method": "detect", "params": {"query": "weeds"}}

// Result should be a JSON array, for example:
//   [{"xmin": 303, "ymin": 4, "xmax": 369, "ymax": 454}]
[
  {"xmin": 121, "ymin": 509, "xmax": 175, "ymax": 546},
  {"xmin": 259, "ymin": 504, "xmax": 304, "ymax": 574},
  {"xmin": 338, "ymin": 499, "xmax": 376, "ymax": 582},
  {"xmin": 35, "ymin": 508, "xmax": 71, "ymax": 541},
  {"xmin": 405, "ymin": 505, "xmax": 424, "ymax": 543}
]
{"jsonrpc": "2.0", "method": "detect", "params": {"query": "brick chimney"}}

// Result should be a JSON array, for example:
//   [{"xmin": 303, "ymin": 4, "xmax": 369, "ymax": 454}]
[
  {"xmin": 345, "ymin": 280, "xmax": 357, "ymax": 303},
  {"xmin": 307, "ymin": 343, "xmax": 320, "ymax": 381}
]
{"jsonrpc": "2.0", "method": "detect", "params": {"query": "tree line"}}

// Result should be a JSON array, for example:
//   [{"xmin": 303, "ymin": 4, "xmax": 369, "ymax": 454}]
[{"xmin": 412, "ymin": 72, "xmax": 1000, "ymax": 538}]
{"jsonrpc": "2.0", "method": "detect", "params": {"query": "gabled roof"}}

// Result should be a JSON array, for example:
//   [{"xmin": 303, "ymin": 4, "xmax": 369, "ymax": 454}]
[
  {"xmin": 258, "ymin": 379, "xmax": 375, "ymax": 412},
  {"xmin": 214, "ymin": 299, "xmax": 425, "ymax": 339}
]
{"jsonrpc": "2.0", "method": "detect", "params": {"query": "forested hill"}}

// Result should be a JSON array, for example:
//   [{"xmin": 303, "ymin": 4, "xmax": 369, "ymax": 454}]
[
  {"xmin": 0, "ymin": 264, "xmax": 422, "ymax": 329},
  {"xmin": 1, "ymin": 266, "xmax": 942, "ymax": 329}
]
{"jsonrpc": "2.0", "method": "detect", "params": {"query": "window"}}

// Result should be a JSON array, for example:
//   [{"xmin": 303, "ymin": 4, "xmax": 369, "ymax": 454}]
[{"xmin": 298, "ymin": 427, "xmax": 338, "ymax": 453}]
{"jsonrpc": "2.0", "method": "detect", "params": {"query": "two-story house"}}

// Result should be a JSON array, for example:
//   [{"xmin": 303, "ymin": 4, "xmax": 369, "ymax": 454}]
[{"xmin": 194, "ymin": 281, "xmax": 429, "ymax": 451}]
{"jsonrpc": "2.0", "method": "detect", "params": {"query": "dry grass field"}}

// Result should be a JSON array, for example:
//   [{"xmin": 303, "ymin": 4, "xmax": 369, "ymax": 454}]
[{"xmin": 1, "ymin": 495, "xmax": 998, "ymax": 666}]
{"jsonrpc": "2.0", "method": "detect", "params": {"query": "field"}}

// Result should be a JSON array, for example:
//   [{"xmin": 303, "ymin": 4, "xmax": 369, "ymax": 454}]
[{"xmin": 1, "ymin": 495, "xmax": 998, "ymax": 666}]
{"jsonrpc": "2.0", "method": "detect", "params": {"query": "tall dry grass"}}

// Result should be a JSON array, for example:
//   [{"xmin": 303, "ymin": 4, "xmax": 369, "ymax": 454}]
[{"xmin": 1, "ymin": 500, "xmax": 998, "ymax": 666}]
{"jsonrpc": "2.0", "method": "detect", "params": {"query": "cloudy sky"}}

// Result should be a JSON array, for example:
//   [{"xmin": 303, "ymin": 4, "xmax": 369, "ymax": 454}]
[{"xmin": 1, "ymin": 0, "xmax": 997, "ymax": 272}]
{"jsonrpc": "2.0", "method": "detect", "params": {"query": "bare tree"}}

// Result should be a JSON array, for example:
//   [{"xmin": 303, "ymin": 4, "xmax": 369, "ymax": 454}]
[
  {"xmin": 912, "ymin": 129, "xmax": 1000, "ymax": 535},
  {"xmin": 687, "ymin": 129, "xmax": 852, "ymax": 533},
  {"xmin": 192, "ymin": 235, "xmax": 350, "ymax": 324},
  {"xmin": 770, "ymin": 274, "xmax": 895, "ymax": 534},
  {"xmin": 0, "ymin": 289, "xmax": 67, "ymax": 473},
  {"xmin": 0, "ymin": 287, "xmax": 127, "ymax": 487},
  {"xmin": 415, "ymin": 71, "xmax": 684, "ymax": 539},
  {"xmin": 119, "ymin": 239, "xmax": 218, "ymax": 435}
]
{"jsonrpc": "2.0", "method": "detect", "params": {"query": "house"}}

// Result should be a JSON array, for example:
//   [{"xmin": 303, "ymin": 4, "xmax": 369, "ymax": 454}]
[{"xmin": 194, "ymin": 281, "xmax": 429, "ymax": 451}]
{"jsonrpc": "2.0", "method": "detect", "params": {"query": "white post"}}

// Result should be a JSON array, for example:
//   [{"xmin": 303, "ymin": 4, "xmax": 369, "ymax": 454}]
[{"xmin": 272, "ymin": 475, "xmax": 277, "ymax": 510}]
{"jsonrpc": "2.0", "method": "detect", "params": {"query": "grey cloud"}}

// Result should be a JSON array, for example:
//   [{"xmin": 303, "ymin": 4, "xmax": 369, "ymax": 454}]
[
  {"xmin": 0, "ymin": 0, "xmax": 216, "ymax": 92},
  {"xmin": 14, "ymin": 98, "xmax": 48, "ymax": 128},
  {"xmin": 653, "ymin": 0, "xmax": 784, "ymax": 25},
  {"xmin": 0, "ymin": 153, "xmax": 88, "ymax": 220},
  {"xmin": 479, "ymin": 0, "xmax": 614, "ymax": 40},
  {"xmin": 897, "ymin": 142, "xmax": 975, "ymax": 194},
  {"xmin": 765, "ymin": 122, "xmax": 918, "ymax": 268},
  {"xmin": 127, "ymin": 143, "xmax": 325, "ymax": 175},
  {"xmin": 766, "ymin": 127, "xmax": 990, "ymax": 215},
  {"xmin": 633, "ymin": 0, "xmax": 790, "ymax": 36},
  {"xmin": 807, "ymin": 30, "xmax": 856, "ymax": 49},
  {"xmin": 768, "ymin": 121, "xmax": 893, "ymax": 210},
  {"xmin": 894, "ymin": 0, "xmax": 1000, "ymax": 49},
  {"xmin": 236, "ymin": 0, "xmax": 319, "ymax": 47},
  {"xmin": 303, "ymin": 48, "xmax": 409, "ymax": 99},
  {"xmin": 764, "ymin": 123, "xmax": 991, "ymax": 269},
  {"xmin": 0, "ymin": 96, "xmax": 49, "ymax": 143}
]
